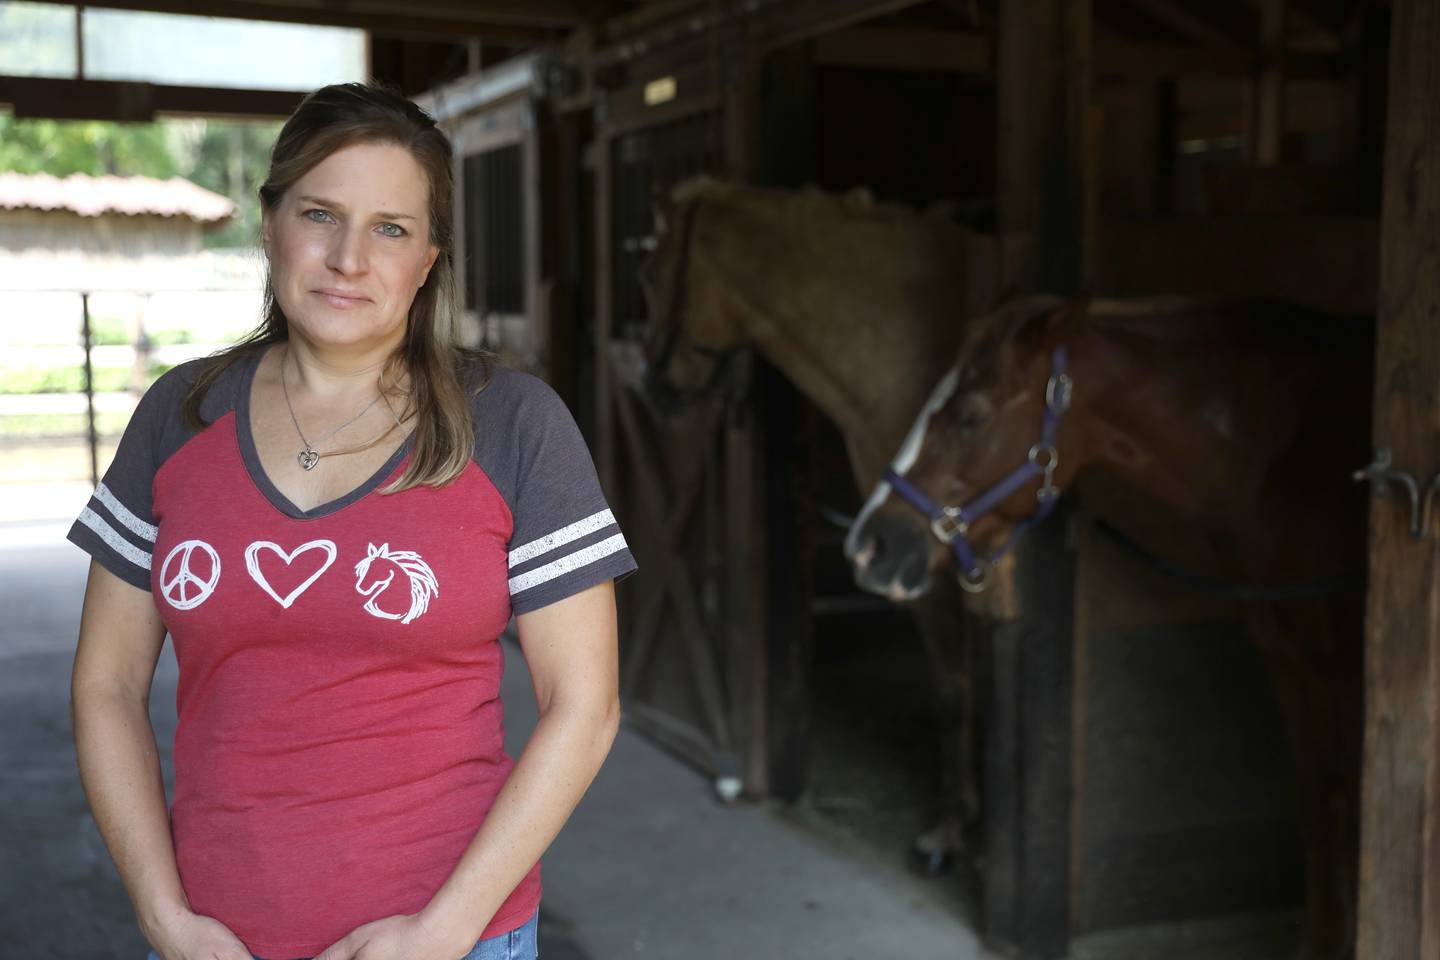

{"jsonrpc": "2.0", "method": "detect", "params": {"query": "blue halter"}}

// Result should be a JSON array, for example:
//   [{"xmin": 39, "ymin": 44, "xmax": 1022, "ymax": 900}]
[{"xmin": 884, "ymin": 346, "xmax": 1073, "ymax": 592}]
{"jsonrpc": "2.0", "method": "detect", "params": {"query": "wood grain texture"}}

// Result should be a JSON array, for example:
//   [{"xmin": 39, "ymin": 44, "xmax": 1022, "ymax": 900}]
[{"xmin": 1359, "ymin": 0, "xmax": 1440, "ymax": 955}]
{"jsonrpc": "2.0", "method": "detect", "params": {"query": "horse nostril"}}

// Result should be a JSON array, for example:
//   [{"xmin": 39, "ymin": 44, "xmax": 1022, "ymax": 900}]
[{"xmin": 851, "ymin": 531, "xmax": 885, "ymax": 572}]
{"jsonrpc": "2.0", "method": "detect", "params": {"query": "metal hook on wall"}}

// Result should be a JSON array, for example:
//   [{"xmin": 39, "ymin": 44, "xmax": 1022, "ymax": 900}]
[{"xmin": 1352, "ymin": 448, "xmax": 1440, "ymax": 541}]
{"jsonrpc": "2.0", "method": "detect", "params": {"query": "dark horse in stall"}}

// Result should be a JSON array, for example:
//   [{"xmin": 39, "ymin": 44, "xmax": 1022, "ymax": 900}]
[
  {"xmin": 640, "ymin": 175, "xmax": 992, "ymax": 868},
  {"xmin": 846, "ymin": 294, "xmax": 1371, "ymax": 959}
]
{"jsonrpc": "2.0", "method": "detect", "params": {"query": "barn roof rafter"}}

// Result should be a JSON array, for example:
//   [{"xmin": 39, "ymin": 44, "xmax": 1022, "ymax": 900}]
[{"xmin": 28, "ymin": 0, "xmax": 595, "ymax": 36}]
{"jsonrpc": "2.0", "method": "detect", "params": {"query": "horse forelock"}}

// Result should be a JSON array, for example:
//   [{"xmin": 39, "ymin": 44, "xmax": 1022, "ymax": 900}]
[
  {"xmin": 670, "ymin": 175, "xmax": 731, "ymax": 207},
  {"xmin": 671, "ymin": 176, "xmax": 955, "ymax": 237},
  {"xmin": 949, "ymin": 295, "xmax": 1069, "ymax": 388}
]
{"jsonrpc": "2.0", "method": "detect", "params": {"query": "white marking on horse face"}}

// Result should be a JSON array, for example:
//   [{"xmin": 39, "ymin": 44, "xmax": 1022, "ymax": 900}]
[
  {"xmin": 844, "ymin": 367, "xmax": 961, "ymax": 560},
  {"xmin": 892, "ymin": 367, "xmax": 960, "ymax": 475},
  {"xmin": 886, "ymin": 577, "xmax": 926, "ymax": 603}
]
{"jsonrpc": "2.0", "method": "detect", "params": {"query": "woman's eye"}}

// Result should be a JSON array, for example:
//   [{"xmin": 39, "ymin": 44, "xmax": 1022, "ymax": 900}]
[
  {"xmin": 303, "ymin": 208, "xmax": 333, "ymax": 224},
  {"xmin": 377, "ymin": 223, "xmax": 406, "ymax": 238}
]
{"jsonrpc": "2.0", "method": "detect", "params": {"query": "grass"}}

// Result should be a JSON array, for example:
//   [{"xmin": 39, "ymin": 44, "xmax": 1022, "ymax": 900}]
[
  {"xmin": 78, "ymin": 317, "xmax": 197, "ymax": 347},
  {"xmin": 0, "ymin": 412, "xmax": 133, "ymax": 438},
  {"xmin": 0, "ymin": 362, "xmax": 174, "ymax": 395}
]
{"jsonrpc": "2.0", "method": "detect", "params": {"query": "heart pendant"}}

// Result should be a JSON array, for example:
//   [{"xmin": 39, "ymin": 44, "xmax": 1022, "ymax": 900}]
[{"xmin": 298, "ymin": 449, "xmax": 320, "ymax": 471}]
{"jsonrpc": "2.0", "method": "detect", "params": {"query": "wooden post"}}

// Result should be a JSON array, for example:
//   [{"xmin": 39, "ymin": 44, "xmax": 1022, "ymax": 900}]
[
  {"xmin": 593, "ymin": 122, "xmax": 615, "ymax": 493},
  {"xmin": 1250, "ymin": 0, "xmax": 1286, "ymax": 166},
  {"xmin": 1358, "ymin": 2, "xmax": 1440, "ymax": 956},
  {"xmin": 999, "ymin": 0, "xmax": 1093, "ymax": 293},
  {"xmin": 988, "ymin": 0, "xmax": 1091, "ymax": 955}
]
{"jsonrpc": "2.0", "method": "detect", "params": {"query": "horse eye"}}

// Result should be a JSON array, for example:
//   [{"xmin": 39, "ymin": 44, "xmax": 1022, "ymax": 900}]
[{"xmin": 955, "ymin": 395, "xmax": 991, "ymax": 432}]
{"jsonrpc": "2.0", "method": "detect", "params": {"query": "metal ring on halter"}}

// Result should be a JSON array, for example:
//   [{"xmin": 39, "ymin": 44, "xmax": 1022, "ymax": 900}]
[
  {"xmin": 958, "ymin": 560, "xmax": 991, "ymax": 594},
  {"xmin": 930, "ymin": 506, "xmax": 969, "ymax": 544},
  {"xmin": 1046, "ymin": 373, "xmax": 1073, "ymax": 413},
  {"xmin": 1028, "ymin": 444, "xmax": 1059, "ymax": 471}
]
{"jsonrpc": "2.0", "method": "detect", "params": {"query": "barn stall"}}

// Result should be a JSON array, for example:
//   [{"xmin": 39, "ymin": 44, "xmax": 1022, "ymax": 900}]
[
  {"xmin": 468, "ymin": 2, "xmax": 1410, "ymax": 959},
  {"xmin": 5, "ymin": 0, "xmax": 1430, "ymax": 956}
]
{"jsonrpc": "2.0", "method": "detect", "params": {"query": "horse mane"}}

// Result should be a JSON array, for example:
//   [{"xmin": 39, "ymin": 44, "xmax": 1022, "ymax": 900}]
[
  {"xmin": 382, "ymin": 548, "xmax": 439, "ymax": 594},
  {"xmin": 965, "ymin": 293, "xmax": 1369, "ymax": 384},
  {"xmin": 670, "ymin": 175, "xmax": 961, "ymax": 229}
]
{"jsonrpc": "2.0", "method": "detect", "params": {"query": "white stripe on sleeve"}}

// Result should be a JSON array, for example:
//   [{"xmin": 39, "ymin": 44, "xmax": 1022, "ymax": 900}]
[
  {"xmin": 78, "ymin": 507, "xmax": 153, "ymax": 571},
  {"xmin": 508, "ymin": 508, "xmax": 616, "ymax": 569},
  {"xmin": 508, "ymin": 533, "xmax": 628, "ymax": 596},
  {"xmin": 94, "ymin": 482, "xmax": 158, "ymax": 543}
]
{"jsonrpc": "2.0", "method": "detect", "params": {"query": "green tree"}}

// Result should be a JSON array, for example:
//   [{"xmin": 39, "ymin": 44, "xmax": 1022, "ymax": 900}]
[
  {"xmin": 0, "ymin": 115, "xmax": 179, "ymax": 177},
  {"xmin": 186, "ymin": 120, "xmax": 281, "ymax": 249},
  {"xmin": 0, "ymin": 113, "xmax": 280, "ymax": 248}
]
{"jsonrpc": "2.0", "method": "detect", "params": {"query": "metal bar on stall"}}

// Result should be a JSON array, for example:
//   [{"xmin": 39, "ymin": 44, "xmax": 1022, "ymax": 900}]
[{"xmin": 80, "ymin": 291, "xmax": 98, "ymax": 488}]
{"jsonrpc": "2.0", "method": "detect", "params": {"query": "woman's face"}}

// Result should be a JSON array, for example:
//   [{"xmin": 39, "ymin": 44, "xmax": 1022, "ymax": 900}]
[{"xmin": 262, "ymin": 140, "xmax": 440, "ymax": 354}]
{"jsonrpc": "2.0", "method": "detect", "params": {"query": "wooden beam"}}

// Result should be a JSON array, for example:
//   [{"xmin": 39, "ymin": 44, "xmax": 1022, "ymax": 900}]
[
  {"xmin": 1250, "ymin": 0, "xmax": 1287, "ymax": 165},
  {"xmin": 1095, "ymin": 34, "xmax": 1251, "ymax": 78},
  {"xmin": 0, "ymin": 75, "xmax": 304, "ymax": 120},
  {"xmin": 39, "ymin": 0, "xmax": 567, "ymax": 37},
  {"xmin": 749, "ymin": 0, "xmax": 933, "ymax": 52},
  {"xmin": 1121, "ymin": 0, "xmax": 1245, "ymax": 49},
  {"xmin": 999, "ymin": 0, "xmax": 1095, "ymax": 291},
  {"xmin": 812, "ymin": 26, "xmax": 993, "ymax": 73},
  {"xmin": 1358, "ymin": 0, "xmax": 1440, "ymax": 956},
  {"xmin": 1095, "ymin": 32, "xmax": 1342, "ymax": 81}
]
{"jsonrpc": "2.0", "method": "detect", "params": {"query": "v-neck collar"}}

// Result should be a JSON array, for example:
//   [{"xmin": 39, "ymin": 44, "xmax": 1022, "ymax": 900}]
[{"xmin": 234, "ymin": 343, "xmax": 414, "ymax": 521}]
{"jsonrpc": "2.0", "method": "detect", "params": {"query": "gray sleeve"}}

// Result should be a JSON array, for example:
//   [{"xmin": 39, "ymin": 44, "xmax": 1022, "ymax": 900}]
[
  {"xmin": 494, "ymin": 373, "xmax": 637, "ymax": 616},
  {"xmin": 64, "ymin": 367, "xmax": 190, "ymax": 591}
]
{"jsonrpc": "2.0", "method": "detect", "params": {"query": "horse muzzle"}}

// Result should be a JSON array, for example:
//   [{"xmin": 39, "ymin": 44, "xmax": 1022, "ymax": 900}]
[{"xmin": 848, "ymin": 506, "xmax": 936, "ymax": 601}]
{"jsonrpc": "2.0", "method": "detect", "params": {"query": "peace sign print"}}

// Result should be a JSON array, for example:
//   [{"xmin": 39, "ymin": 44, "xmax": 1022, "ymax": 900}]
[{"xmin": 161, "ymin": 539, "xmax": 222, "ymax": 610}]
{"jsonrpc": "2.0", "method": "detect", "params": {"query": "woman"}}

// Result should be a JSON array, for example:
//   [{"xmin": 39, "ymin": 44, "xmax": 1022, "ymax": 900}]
[{"xmin": 67, "ymin": 82, "xmax": 635, "ymax": 960}]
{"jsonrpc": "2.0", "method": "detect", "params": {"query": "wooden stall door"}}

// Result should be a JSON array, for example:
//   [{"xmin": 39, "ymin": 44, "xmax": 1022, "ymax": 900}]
[
  {"xmin": 597, "ymin": 109, "xmax": 766, "ymax": 794},
  {"xmin": 607, "ymin": 363, "xmax": 762, "ymax": 793}
]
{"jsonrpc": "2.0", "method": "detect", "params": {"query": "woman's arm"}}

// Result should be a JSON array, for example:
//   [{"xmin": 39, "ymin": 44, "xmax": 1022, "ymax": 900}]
[
  {"xmin": 71, "ymin": 559, "xmax": 251, "ymax": 960},
  {"xmin": 413, "ymin": 579, "xmax": 622, "ymax": 950}
]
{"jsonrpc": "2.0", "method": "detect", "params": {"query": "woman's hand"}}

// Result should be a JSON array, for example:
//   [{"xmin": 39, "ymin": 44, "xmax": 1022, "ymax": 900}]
[
  {"xmin": 147, "ymin": 908, "xmax": 254, "ymax": 960},
  {"xmin": 313, "ymin": 912, "xmax": 473, "ymax": 960}
]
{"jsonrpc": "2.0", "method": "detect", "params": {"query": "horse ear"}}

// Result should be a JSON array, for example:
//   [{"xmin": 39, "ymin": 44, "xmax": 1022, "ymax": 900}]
[{"xmin": 368, "ymin": 543, "xmax": 380, "ymax": 558}]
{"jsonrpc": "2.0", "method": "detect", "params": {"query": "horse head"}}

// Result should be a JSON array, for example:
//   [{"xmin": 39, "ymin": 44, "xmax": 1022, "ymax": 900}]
[
  {"xmin": 846, "ymin": 295, "xmax": 1091, "ymax": 600},
  {"xmin": 640, "ymin": 176, "xmax": 746, "ymax": 410},
  {"xmin": 353, "ymin": 542, "xmax": 439, "ymax": 625},
  {"xmin": 354, "ymin": 541, "xmax": 395, "ymax": 596}
]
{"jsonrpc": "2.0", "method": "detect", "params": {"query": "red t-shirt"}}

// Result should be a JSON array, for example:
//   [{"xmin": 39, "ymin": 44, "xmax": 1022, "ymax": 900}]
[{"xmin": 68, "ymin": 346, "xmax": 636, "ymax": 959}]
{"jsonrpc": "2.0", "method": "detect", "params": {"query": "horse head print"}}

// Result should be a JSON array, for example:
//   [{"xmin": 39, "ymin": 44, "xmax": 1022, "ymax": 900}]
[{"xmin": 353, "ymin": 542, "xmax": 439, "ymax": 625}]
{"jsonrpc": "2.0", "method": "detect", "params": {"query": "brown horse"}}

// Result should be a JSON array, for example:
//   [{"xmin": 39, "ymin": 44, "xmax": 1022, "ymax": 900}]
[
  {"xmin": 846, "ymin": 294, "xmax": 1371, "ymax": 959},
  {"xmin": 641, "ymin": 176, "xmax": 994, "ymax": 866}
]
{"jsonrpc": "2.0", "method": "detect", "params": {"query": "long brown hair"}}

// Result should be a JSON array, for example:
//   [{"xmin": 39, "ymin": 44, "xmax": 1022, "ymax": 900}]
[{"xmin": 180, "ymin": 81, "xmax": 490, "ymax": 492}]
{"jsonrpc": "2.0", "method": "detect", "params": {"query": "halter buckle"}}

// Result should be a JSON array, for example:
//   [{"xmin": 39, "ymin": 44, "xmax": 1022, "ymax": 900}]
[
  {"xmin": 930, "ymin": 506, "xmax": 969, "ymax": 544},
  {"xmin": 1046, "ymin": 373, "xmax": 1073, "ymax": 414}
]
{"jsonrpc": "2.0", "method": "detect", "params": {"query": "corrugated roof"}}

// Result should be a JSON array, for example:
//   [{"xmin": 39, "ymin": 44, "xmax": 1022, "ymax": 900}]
[{"xmin": 0, "ymin": 172, "xmax": 236, "ymax": 223}]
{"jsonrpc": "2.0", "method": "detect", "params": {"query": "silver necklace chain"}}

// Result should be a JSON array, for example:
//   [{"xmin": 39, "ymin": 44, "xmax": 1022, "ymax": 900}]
[{"xmin": 279, "ymin": 345, "xmax": 398, "ymax": 470}]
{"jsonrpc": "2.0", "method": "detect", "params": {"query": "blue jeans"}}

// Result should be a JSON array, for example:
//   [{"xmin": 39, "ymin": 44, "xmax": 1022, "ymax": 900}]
[{"xmin": 145, "ymin": 909, "xmax": 539, "ymax": 960}]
